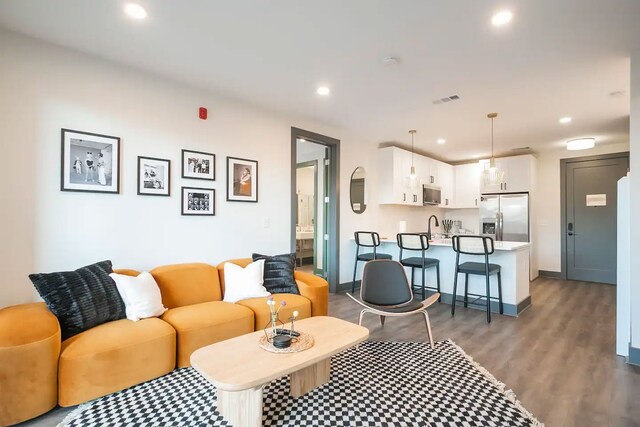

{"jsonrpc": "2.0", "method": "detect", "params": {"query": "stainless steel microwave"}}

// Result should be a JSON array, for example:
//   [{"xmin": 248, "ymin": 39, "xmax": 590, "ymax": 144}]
[{"xmin": 423, "ymin": 184, "xmax": 442, "ymax": 206}]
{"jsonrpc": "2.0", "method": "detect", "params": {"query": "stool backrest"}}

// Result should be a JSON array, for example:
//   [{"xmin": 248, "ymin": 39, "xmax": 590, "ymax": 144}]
[
  {"xmin": 452, "ymin": 235, "xmax": 495, "ymax": 255},
  {"xmin": 361, "ymin": 260, "xmax": 413, "ymax": 306},
  {"xmin": 396, "ymin": 233, "xmax": 429, "ymax": 251},
  {"xmin": 354, "ymin": 231, "xmax": 381, "ymax": 248}
]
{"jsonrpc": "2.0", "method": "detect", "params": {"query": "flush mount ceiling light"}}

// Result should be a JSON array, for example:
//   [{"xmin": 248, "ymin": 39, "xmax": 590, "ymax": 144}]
[
  {"xmin": 567, "ymin": 138, "xmax": 595, "ymax": 151},
  {"xmin": 124, "ymin": 3, "xmax": 147, "ymax": 20},
  {"xmin": 491, "ymin": 10, "xmax": 513, "ymax": 26},
  {"xmin": 481, "ymin": 113, "xmax": 505, "ymax": 187},
  {"xmin": 559, "ymin": 117, "xmax": 572, "ymax": 124},
  {"xmin": 316, "ymin": 86, "xmax": 330, "ymax": 96},
  {"xmin": 405, "ymin": 130, "xmax": 422, "ymax": 190},
  {"xmin": 437, "ymin": 138, "xmax": 446, "ymax": 145}
]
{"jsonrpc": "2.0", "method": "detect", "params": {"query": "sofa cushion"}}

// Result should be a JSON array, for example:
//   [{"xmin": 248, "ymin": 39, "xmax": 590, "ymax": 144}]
[
  {"xmin": 252, "ymin": 253, "xmax": 299, "ymax": 294},
  {"xmin": 161, "ymin": 301, "xmax": 254, "ymax": 367},
  {"xmin": 58, "ymin": 317, "xmax": 175, "ymax": 406},
  {"xmin": 29, "ymin": 260, "xmax": 126, "ymax": 340},
  {"xmin": 150, "ymin": 263, "xmax": 221, "ymax": 309},
  {"xmin": 217, "ymin": 258, "xmax": 252, "ymax": 294},
  {"xmin": 236, "ymin": 294, "xmax": 311, "ymax": 331}
]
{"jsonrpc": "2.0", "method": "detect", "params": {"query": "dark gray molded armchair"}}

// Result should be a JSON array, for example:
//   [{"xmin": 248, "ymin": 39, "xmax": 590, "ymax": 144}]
[{"xmin": 347, "ymin": 259, "xmax": 439, "ymax": 348}]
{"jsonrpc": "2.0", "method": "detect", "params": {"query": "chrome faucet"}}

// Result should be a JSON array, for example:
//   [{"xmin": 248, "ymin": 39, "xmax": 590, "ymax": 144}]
[{"xmin": 427, "ymin": 215, "xmax": 439, "ymax": 241}]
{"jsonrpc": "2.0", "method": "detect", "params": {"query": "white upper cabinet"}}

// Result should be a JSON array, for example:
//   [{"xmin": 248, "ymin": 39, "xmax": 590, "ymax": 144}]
[
  {"xmin": 453, "ymin": 162, "xmax": 481, "ymax": 209},
  {"xmin": 377, "ymin": 147, "xmax": 422, "ymax": 206},
  {"xmin": 436, "ymin": 161, "xmax": 455, "ymax": 208},
  {"xmin": 479, "ymin": 154, "xmax": 535, "ymax": 194}
]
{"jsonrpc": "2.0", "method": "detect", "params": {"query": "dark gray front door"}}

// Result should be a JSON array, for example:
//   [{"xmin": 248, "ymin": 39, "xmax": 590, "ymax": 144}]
[{"xmin": 565, "ymin": 155, "xmax": 629, "ymax": 284}]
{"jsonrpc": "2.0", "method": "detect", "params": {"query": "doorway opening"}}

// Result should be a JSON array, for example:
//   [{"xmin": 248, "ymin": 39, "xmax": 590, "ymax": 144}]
[
  {"xmin": 560, "ymin": 152, "xmax": 629, "ymax": 284},
  {"xmin": 291, "ymin": 128, "xmax": 340, "ymax": 292}
]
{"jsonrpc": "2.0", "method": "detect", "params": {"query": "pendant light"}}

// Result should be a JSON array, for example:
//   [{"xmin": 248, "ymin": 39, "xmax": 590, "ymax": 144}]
[
  {"xmin": 481, "ymin": 113, "xmax": 505, "ymax": 187},
  {"xmin": 405, "ymin": 129, "xmax": 421, "ymax": 189}
]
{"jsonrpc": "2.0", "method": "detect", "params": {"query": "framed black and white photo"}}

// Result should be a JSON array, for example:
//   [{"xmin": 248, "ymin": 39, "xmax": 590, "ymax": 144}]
[
  {"xmin": 226, "ymin": 156, "xmax": 258, "ymax": 202},
  {"xmin": 61, "ymin": 129, "xmax": 120, "ymax": 194},
  {"xmin": 137, "ymin": 156, "xmax": 170, "ymax": 196},
  {"xmin": 181, "ymin": 187, "xmax": 215, "ymax": 216},
  {"xmin": 182, "ymin": 149, "xmax": 215, "ymax": 181}
]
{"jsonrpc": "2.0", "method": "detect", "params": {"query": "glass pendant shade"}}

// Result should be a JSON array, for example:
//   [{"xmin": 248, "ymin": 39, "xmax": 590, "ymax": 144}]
[{"xmin": 482, "ymin": 157, "xmax": 505, "ymax": 187}]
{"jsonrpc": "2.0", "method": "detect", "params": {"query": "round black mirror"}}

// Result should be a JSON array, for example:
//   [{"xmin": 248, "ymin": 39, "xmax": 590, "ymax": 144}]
[{"xmin": 350, "ymin": 167, "xmax": 366, "ymax": 214}]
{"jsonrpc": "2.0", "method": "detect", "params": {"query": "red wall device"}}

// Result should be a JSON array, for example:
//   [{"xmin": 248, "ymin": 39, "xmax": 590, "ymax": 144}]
[{"xmin": 199, "ymin": 107, "xmax": 208, "ymax": 120}]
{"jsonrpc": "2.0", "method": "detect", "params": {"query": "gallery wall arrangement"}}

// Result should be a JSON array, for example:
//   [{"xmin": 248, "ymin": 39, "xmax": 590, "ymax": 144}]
[{"xmin": 59, "ymin": 128, "xmax": 260, "ymax": 216}]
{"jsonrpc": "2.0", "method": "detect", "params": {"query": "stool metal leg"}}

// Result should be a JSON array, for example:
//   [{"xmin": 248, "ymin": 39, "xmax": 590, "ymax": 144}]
[
  {"xmin": 451, "ymin": 268, "xmax": 459, "ymax": 316},
  {"xmin": 436, "ymin": 264, "xmax": 441, "ymax": 302},
  {"xmin": 410, "ymin": 267, "xmax": 415, "ymax": 293},
  {"xmin": 464, "ymin": 274, "xmax": 469, "ymax": 308},
  {"xmin": 485, "ymin": 273, "xmax": 492, "ymax": 323},
  {"xmin": 352, "ymin": 258, "xmax": 358, "ymax": 294},
  {"xmin": 497, "ymin": 271, "xmax": 504, "ymax": 314},
  {"xmin": 421, "ymin": 265, "xmax": 426, "ymax": 300}
]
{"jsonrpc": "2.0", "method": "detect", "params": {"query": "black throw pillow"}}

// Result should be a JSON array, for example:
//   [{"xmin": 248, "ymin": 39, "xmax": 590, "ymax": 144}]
[
  {"xmin": 252, "ymin": 253, "xmax": 299, "ymax": 294},
  {"xmin": 29, "ymin": 260, "xmax": 126, "ymax": 340}
]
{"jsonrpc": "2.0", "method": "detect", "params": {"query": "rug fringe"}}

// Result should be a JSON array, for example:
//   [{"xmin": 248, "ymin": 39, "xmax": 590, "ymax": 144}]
[{"xmin": 446, "ymin": 339, "xmax": 545, "ymax": 427}]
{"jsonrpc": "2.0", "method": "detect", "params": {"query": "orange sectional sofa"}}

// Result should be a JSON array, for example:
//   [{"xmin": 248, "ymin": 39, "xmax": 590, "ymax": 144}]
[{"xmin": 0, "ymin": 259, "xmax": 328, "ymax": 426}]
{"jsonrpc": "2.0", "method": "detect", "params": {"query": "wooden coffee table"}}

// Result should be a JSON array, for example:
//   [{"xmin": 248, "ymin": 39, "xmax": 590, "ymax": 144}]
[{"xmin": 191, "ymin": 316, "xmax": 369, "ymax": 427}]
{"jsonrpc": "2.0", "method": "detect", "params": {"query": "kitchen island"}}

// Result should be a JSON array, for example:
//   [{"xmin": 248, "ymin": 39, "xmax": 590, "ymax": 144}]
[{"xmin": 350, "ymin": 237, "xmax": 531, "ymax": 316}]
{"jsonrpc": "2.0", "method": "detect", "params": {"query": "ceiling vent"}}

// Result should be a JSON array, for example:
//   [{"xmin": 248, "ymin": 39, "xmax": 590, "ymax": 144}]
[
  {"xmin": 433, "ymin": 95, "xmax": 460, "ymax": 105},
  {"xmin": 511, "ymin": 146, "xmax": 531, "ymax": 152}
]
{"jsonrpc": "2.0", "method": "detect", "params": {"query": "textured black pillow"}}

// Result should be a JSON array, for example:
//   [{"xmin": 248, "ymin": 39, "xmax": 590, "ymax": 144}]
[
  {"xmin": 252, "ymin": 253, "xmax": 299, "ymax": 294},
  {"xmin": 29, "ymin": 260, "xmax": 126, "ymax": 340}
]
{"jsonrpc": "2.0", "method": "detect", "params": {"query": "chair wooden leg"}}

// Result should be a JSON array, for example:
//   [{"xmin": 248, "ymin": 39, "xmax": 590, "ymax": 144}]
[
  {"xmin": 464, "ymin": 274, "xmax": 469, "ymax": 308},
  {"xmin": 451, "ymin": 269, "xmax": 459, "ymax": 316},
  {"xmin": 379, "ymin": 315, "xmax": 386, "ymax": 327},
  {"xmin": 497, "ymin": 271, "xmax": 504, "ymax": 314},
  {"xmin": 422, "ymin": 310, "xmax": 434, "ymax": 348},
  {"xmin": 352, "ymin": 258, "xmax": 358, "ymax": 294},
  {"xmin": 485, "ymin": 274, "xmax": 492, "ymax": 323},
  {"xmin": 436, "ymin": 264, "xmax": 441, "ymax": 302}
]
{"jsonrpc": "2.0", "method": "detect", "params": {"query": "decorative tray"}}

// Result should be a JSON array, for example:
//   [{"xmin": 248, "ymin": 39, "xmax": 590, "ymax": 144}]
[{"xmin": 258, "ymin": 331, "xmax": 314, "ymax": 353}]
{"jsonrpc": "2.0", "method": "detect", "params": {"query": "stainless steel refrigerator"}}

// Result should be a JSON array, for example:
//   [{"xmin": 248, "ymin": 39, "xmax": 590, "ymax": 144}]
[{"xmin": 479, "ymin": 193, "xmax": 529, "ymax": 242}]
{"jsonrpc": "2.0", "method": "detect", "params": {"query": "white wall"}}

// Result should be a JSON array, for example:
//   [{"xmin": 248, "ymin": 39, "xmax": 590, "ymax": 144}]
[
  {"xmin": 629, "ymin": 48, "xmax": 640, "ymax": 349},
  {"xmin": 0, "ymin": 30, "xmax": 348, "ymax": 307},
  {"xmin": 535, "ymin": 142, "xmax": 630, "ymax": 273}
]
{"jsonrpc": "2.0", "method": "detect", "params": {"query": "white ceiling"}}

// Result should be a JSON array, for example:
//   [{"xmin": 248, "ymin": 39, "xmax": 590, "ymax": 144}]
[{"xmin": 0, "ymin": 0, "xmax": 637, "ymax": 161}]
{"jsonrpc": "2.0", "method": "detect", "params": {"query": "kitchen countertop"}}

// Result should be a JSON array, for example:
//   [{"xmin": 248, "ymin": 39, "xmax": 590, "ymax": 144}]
[{"xmin": 352, "ymin": 236, "xmax": 530, "ymax": 251}]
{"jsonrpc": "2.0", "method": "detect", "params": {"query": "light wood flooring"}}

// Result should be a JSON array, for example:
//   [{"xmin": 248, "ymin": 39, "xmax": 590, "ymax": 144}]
[{"xmin": 21, "ymin": 277, "xmax": 640, "ymax": 427}]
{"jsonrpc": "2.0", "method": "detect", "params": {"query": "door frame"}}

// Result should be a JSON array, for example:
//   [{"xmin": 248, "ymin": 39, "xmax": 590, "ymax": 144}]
[
  {"xmin": 560, "ymin": 151, "xmax": 630, "ymax": 280},
  {"xmin": 291, "ymin": 127, "xmax": 340, "ymax": 292}
]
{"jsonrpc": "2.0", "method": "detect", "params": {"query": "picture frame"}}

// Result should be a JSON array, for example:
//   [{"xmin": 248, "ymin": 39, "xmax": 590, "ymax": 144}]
[
  {"xmin": 61, "ymin": 128, "xmax": 120, "ymax": 194},
  {"xmin": 181, "ymin": 187, "xmax": 215, "ymax": 216},
  {"xmin": 226, "ymin": 156, "xmax": 258, "ymax": 202},
  {"xmin": 182, "ymin": 149, "xmax": 215, "ymax": 181},
  {"xmin": 137, "ymin": 156, "xmax": 171, "ymax": 196}
]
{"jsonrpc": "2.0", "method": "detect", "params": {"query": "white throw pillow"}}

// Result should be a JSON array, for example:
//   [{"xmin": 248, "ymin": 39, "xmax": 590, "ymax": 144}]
[
  {"xmin": 109, "ymin": 271, "xmax": 167, "ymax": 321},
  {"xmin": 223, "ymin": 259, "xmax": 271, "ymax": 303}
]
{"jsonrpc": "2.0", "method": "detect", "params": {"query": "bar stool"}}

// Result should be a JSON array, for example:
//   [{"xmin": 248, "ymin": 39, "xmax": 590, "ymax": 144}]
[
  {"xmin": 352, "ymin": 231, "xmax": 392, "ymax": 294},
  {"xmin": 396, "ymin": 233, "xmax": 441, "ymax": 301},
  {"xmin": 450, "ymin": 235, "xmax": 503, "ymax": 323}
]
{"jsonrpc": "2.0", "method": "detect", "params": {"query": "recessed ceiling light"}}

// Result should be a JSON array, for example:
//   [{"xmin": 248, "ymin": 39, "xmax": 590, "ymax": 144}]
[
  {"xmin": 437, "ymin": 139, "xmax": 446, "ymax": 144},
  {"xmin": 491, "ymin": 10, "xmax": 513, "ymax": 26},
  {"xmin": 567, "ymin": 138, "xmax": 595, "ymax": 151},
  {"xmin": 559, "ymin": 117, "xmax": 572, "ymax": 124},
  {"xmin": 124, "ymin": 3, "xmax": 147, "ymax": 20},
  {"xmin": 316, "ymin": 86, "xmax": 330, "ymax": 96}
]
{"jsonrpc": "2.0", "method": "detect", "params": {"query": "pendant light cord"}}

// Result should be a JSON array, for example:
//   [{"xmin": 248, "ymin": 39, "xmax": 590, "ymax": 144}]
[{"xmin": 491, "ymin": 116, "xmax": 494, "ymax": 157}]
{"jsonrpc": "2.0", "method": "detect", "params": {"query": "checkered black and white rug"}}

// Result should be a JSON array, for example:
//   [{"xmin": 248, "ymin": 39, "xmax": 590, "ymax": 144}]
[{"xmin": 59, "ymin": 340, "xmax": 543, "ymax": 426}]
